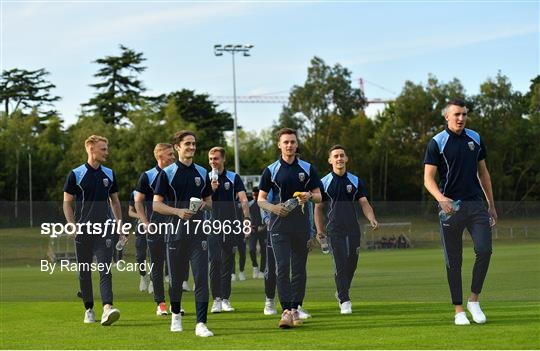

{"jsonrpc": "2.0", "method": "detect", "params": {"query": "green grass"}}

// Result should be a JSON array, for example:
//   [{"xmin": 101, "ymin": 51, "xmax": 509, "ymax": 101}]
[{"xmin": 0, "ymin": 227, "xmax": 539, "ymax": 349}]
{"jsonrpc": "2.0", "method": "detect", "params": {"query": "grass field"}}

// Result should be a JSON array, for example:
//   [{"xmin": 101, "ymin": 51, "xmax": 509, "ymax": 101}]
[{"xmin": 1, "ymin": 228, "xmax": 539, "ymax": 349}]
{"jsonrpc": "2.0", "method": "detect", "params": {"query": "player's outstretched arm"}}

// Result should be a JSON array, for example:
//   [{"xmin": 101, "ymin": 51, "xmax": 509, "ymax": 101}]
[
  {"xmin": 63, "ymin": 192, "xmax": 75, "ymax": 224},
  {"xmin": 478, "ymin": 160, "xmax": 497, "ymax": 226},
  {"xmin": 359, "ymin": 197, "xmax": 378, "ymax": 230},
  {"xmin": 314, "ymin": 202, "xmax": 326, "ymax": 235},
  {"xmin": 424, "ymin": 164, "xmax": 453, "ymax": 214},
  {"xmin": 128, "ymin": 205, "xmax": 138, "ymax": 219},
  {"xmin": 109, "ymin": 193, "xmax": 123, "ymax": 222},
  {"xmin": 133, "ymin": 192, "xmax": 147, "ymax": 223}
]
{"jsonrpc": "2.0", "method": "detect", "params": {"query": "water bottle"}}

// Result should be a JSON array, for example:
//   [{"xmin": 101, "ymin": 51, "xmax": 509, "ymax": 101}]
[
  {"xmin": 211, "ymin": 168, "xmax": 219, "ymax": 182},
  {"xmin": 319, "ymin": 235, "xmax": 330, "ymax": 254},
  {"xmin": 439, "ymin": 200, "xmax": 462, "ymax": 222},
  {"xmin": 115, "ymin": 235, "xmax": 127, "ymax": 251},
  {"xmin": 283, "ymin": 197, "xmax": 299, "ymax": 211}
]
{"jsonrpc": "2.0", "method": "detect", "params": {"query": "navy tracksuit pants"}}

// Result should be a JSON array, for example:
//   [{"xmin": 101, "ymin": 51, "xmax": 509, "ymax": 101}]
[
  {"xmin": 147, "ymin": 233, "xmax": 168, "ymax": 304},
  {"xmin": 208, "ymin": 234, "xmax": 236, "ymax": 300},
  {"xmin": 166, "ymin": 237, "xmax": 209, "ymax": 323},
  {"xmin": 270, "ymin": 230, "xmax": 309, "ymax": 311},
  {"xmin": 264, "ymin": 231, "xmax": 276, "ymax": 299},
  {"xmin": 329, "ymin": 233, "xmax": 361, "ymax": 304},
  {"xmin": 249, "ymin": 230, "xmax": 267, "ymax": 272},
  {"xmin": 439, "ymin": 198, "xmax": 492, "ymax": 305},
  {"xmin": 75, "ymin": 234, "xmax": 114, "ymax": 308}
]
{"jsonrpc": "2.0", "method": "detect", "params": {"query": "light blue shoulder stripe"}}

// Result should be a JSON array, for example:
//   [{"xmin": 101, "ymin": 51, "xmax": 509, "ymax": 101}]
[
  {"xmin": 321, "ymin": 173, "xmax": 334, "ymax": 192},
  {"xmin": 297, "ymin": 159, "xmax": 311, "ymax": 175},
  {"xmin": 194, "ymin": 164, "xmax": 208, "ymax": 188},
  {"xmin": 72, "ymin": 164, "xmax": 88, "ymax": 186},
  {"xmin": 101, "ymin": 166, "xmax": 114, "ymax": 182},
  {"xmin": 268, "ymin": 160, "xmax": 281, "ymax": 182},
  {"xmin": 346, "ymin": 172, "xmax": 359, "ymax": 189},
  {"xmin": 145, "ymin": 167, "xmax": 160, "ymax": 187},
  {"xmin": 225, "ymin": 170, "xmax": 236, "ymax": 184},
  {"xmin": 163, "ymin": 163, "xmax": 178, "ymax": 185},
  {"xmin": 465, "ymin": 128, "xmax": 481, "ymax": 145},
  {"xmin": 433, "ymin": 130, "xmax": 450, "ymax": 154}
]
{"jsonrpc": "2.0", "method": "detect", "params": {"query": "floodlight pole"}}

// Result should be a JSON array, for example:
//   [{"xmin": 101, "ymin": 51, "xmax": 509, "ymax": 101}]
[
  {"xmin": 231, "ymin": 51, "xmax": 239, "ymax": 175},
  {"xmin": 214, "ymin": 44, "xmax": 254, "ymax": 175}
]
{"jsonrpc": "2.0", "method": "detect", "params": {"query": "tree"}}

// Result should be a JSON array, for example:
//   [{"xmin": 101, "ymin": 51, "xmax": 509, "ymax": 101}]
[
  {"xmin": 469, "ymin": 72, "xmax": 532, "ymax": 202},
  {"xmin": 279, "ymin": 56, "xmax": 366, "ymax": 169},
  {"xmin": 0, "ymin": 68, "xmax": 60, "ymax": 116},
  {"xmin": 153, "ymin": 89, "xmax": 233, "ymax": 163},
  {"xmin": 83, "ymin": 45, "xmax": 146, "ymax": 124},
  {"xmin": 368, "ymin": 75, "xmax": 466, "ymax": 201}
]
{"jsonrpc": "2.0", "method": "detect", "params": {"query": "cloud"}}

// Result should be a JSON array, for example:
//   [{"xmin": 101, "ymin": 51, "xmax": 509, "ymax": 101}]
[
  {"xmin": 343, "ymin": 24, "xmax": 539, "ymax": 66},
  {"xmin": 58, "ymin": 3, "xmax": 256, "ymax": 48}
]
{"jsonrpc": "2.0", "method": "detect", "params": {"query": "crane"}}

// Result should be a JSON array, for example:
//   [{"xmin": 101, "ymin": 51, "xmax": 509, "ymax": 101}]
[
  {"xmin": 211, "ymin": 78, "xmax": 395, "ymax": 105},
  {"xmin": 211, "ymin": 95, "xmax": 393, "ymax": 104}
]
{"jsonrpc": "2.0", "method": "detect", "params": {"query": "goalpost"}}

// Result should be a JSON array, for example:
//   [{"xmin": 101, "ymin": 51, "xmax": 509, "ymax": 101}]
[{"xmin": 47, "ymin": 233, "xmax": 76, "ymax": 262}]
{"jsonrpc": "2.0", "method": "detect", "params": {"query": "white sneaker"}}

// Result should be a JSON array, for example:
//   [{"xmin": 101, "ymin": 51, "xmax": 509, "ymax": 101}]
[
  {"xmin": 239, "ymin": 271, "xmax": 246, "ymax": 281},
  {"xmin": 170, "ymin": 313, "xmax": 182, "ymax": 332},
  {"xmin": 454, "ymin": 311, "xmax": 471, "ymax": 325},
  {"xmin": 211, "ymin": 298, "xmax": 222, "ymax": 313},
  {"xmin": 257, "ymin": 271, "xmax": 265, "ymax": 279},
  {"xmin": 221, "ymin": 299, "xmax": 235, "ymax": 312},
  {"xmin": 101, "ymin": 306, "xmax": 120, "ymax": 326},
  {"xmin": 182, "ymin": 281, "xmax": 191, "ymax": 291},
  {"xmin": 231, "ymin": 273, "xmax": 237, "ymax": 281},
  {"xmin": 263, "ymin": 298, "xmax": 277, "ymax": 315},
  {"xmin": 147, "ymin": 280, "xmax": 154, "ymax": 294},
  {"xmin": 195, "ymin": 322, "xmax": 214, "ymax": 337},
  {"xmin": 169, "ymin": 306, "xmax": 186, "ymax": 316},
  {"xmin": 467, "ymin": 301, "xmax": 487, "ymax": 324},
  {"xmin": 297, "ymin": 305, "xmax": 311, "ymax": 319},
  {"xmin": 156, "ymin": 302, "xmax": 168, "ymax": 316},
  {"xmin": 84, "ymin": 308, "xmax": 95, "ymax": 323},
  {"xmin": 340, "ymin": 301, "xmax": 352, "ymax": 314},
  {"xmin": 139, "ymin": 275, "xmax": 148, "ymax": 292}
]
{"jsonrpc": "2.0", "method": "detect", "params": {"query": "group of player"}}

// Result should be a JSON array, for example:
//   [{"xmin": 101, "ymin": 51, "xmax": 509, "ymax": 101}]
[{"xmin": 62, "ymin": 99, "xmax": 497, "ymax": 336}]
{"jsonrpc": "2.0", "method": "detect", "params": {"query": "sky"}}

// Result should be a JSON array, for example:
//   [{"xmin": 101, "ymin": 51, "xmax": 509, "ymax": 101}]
[{"xmin": 1, "ymin": 1, "xmax": 538, "ymax": 133}]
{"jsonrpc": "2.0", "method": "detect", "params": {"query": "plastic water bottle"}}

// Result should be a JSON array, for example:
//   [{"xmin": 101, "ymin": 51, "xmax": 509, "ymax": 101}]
[
  {"xmin": 283, "ymin": 197, "xmax": 299, "ymax": 211},
  {"xmin": 115, "ymin": 235, "xmax": 127, "ymax": 251},
  {"xmin": 319, "ymin": 236, "xmax": 330, "ymax": 254},
  {"xmin": 439, "ymin": 200, "xmax": 462, "ymax": 222},
  {"xmin": 211, "ymin": 169, "xmax": 219, "ymax": 182}
]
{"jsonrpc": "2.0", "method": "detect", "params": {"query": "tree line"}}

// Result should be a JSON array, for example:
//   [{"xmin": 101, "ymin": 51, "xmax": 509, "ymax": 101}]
[{"xmin": 1, "ymin": 45, "xmax": 538, "ymax": 209}]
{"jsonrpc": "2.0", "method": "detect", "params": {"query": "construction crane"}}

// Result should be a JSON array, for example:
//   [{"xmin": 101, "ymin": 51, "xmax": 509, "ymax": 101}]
[
  {"xmin": 211, "ymin": 78, "xmax": 395, "ymax": 105},
  {"xmin": 211, "ymin": 95, "xmax": 393, "ymax": 105}
]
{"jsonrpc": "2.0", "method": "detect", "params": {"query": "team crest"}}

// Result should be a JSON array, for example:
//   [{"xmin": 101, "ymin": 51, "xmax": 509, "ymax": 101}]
[
  {"xmin": 201, "ymin": 240, "xmax": 208, "ymax": 251},
  {"xmin": 102, "ymin": 178, "xmax": 109, "ymax": 187},
  {"xmin": 194, "ymin": 177, "xmax": 201, "ymax": 187},
  {"xmin": 225, "ymin": 182, "xmax": 231, "ymax": 190},
  {"xmin": 105, "ymin": 239, "xmax": 112, "ymax": 248},
  {"xmin": 468, "ymin": 141, "xmax": 475, "ymax": 151},
  {"xmin": 298, "ymin": 172, "xmax": 305, "ymax": 182},
  {"xmin": 346, "ymin": 184, "xmax": 353, "ymax": 193}
]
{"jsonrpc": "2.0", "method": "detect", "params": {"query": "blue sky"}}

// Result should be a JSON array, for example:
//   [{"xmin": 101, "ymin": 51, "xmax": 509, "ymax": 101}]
[{"xmin": 2, "ymin": 1, "xmax": 538, "ymax": 132}]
